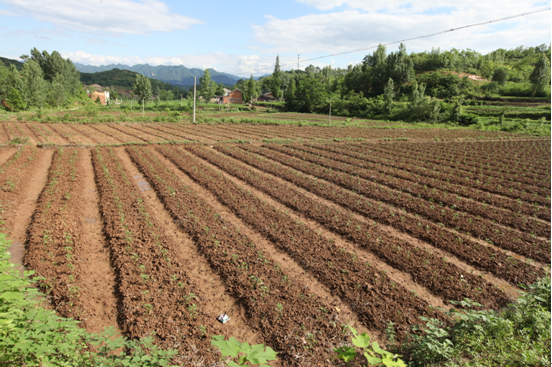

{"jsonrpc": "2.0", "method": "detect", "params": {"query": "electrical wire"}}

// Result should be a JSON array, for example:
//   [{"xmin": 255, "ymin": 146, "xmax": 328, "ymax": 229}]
[{"xmin": 237, "ymin": 6, "xmax": 551, "ymax": 76}]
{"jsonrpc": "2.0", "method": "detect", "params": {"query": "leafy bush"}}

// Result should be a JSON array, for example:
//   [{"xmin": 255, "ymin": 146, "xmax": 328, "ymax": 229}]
[
  {"xmin": 5, "ymin": 87, "xmax": 27, "ymax": 112},
  {"xmin": 398, "ymin": 278, "xmax": 552, "ymax": 366},
  {"xmin": 458, "ymin": 113, "xmax": 479, "ymax": 126}
]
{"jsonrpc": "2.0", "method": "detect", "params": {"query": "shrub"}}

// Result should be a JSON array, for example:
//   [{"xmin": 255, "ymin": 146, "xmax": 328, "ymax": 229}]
[
  {"xmin": 458, "ymin": 113, "xmax": 479, "ymax": 126},
  {"xmin": 398, "ymin": 277, "xmax": 551, "ymax": 366},
  {"xmin": 5, "ymin": 87, "xmax": 27, "ymax": 112}
]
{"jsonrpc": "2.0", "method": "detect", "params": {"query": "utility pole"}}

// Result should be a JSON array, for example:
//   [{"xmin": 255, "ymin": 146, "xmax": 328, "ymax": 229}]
[
  {"xmin": 297, "ymin": 54, "xmax": 300, "ymax": 70},
  {"xmin": 193, "ymin": 77, "xmax": 196, "ymax": 123},
  {"xmin": 329, "ymin": 99, "xmax": 332, "ymax": 124}
]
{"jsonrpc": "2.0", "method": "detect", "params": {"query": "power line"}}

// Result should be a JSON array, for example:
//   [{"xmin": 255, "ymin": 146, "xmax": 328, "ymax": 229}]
[{"xmin": 237, "ymin": 6, "xmax": 551, "ymax": 76}]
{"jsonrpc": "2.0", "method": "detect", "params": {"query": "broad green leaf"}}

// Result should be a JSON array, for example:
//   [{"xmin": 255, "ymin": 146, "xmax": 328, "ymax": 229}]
[
  {"xmin": 371, "ymin": 341, "xmax": 389, "ymax": 356},
  {"xmin": 381, "ymin": 354, "xmax": 407, "ymax": 367},
  {"xmin": 352, "ymin": 331, "xmax": 371, "ymax": 348},
  {"xmin": 227, "ymin": 361, "xmax": 241, "ymax": 367},
  {"xmin": 334, "ymin": 346, "xmax": 357, "ymax": 362},
  {"xmin": 239, "ymin": 341, "xmax": 252, "ymax": 354},
  {"xmin": 247, "ymin": 346, "xmax": 278, "ymax": 364},
  {"xmin": 1, "ymin": 292, "xmax": 24, "ymax": 301},
  {"xmin": 365, "ymin": 353, "xmax": 382, "ymax": 366}
]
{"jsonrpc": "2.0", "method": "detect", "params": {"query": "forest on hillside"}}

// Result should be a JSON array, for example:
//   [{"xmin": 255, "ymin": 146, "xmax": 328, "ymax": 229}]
[
  {"xmin": 79, "ymin": 68, "xmax": 189, "ymax": 99},
  {"xmin": 233, "ymin": 44, "xmax": 551, "ymax": 124}
]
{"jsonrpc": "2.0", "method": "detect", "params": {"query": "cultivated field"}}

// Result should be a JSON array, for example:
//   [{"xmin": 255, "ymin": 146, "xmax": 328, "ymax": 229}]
[{"xmin": 1, "ymin": 121, "xmax": 549, "ymax": 365}]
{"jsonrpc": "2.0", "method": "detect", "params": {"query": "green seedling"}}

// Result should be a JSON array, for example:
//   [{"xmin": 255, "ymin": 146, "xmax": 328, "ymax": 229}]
[
  {"xmin": 334, "ymin": 324, "xmax": 405, "ymax": 366},
  {"xmin": 211, "ymin": 335, "xmax": 278, "ymax": 367}
]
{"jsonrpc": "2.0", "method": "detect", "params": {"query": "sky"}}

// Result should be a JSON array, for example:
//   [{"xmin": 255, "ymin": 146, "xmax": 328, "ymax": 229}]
[{"xmin": 0, "ymin": 0, "xmax": 550, "ymax": 76}]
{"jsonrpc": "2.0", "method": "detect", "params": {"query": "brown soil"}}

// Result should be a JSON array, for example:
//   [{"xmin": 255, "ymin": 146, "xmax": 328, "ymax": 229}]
[
  {"xmin": 6, "ymin": 149, "xmax": 53, "ymax": 269},
  {"xmin": 0, "ymin": 147, "xmax": 17, "ymax": 166},
  {"xmin": 114, "ymin": 147, "xmax": 262, "ymax": 344},
  {"xmin": 139, "ymin": 146, "xmax": 375, "ymax": 340},
  {"xmin": 186, "ymin": 146, "xmax": 450, "ymax": 311},
  {"xmin": 77, "ymin": 149, "xmax": 121, "ymax": 334},
  {"xmin": 1, "ymin": 123, "xmax": 549, "ymax": 365}
]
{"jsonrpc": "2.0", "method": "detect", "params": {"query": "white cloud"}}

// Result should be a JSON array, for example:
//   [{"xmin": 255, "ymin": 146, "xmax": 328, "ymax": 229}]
[
  {"xmin": 0, "ymin": 9, "xmax": 20, "ymax": 16},
  {"xmin": 296, "ymin": 0, "xmax": 549, "ymax": 13},
  {"xmin": 1, "ymin": 0, "xmax": 203, "ymax": 35},
  {"xmin": 252, "ymin": 2, "xmax": 551, "ymax": 55},
  {"xmin": 59, "ymin": 50, "xmax": 284, "ymax": 76}
]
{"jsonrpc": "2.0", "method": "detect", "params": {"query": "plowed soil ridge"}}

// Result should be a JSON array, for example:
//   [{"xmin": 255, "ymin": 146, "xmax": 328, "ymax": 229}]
[
  {"xmin": 127, "ymin": 145, "xmax": 355, "ymax": 365},
  {"xmin": 114, "ymin": 148, "xmax": 261, "ymax": 345},
  {"xmin": 266, "ymin": 144, "xmax": 550, "ymax": 262},
  {"xmin": 228, "ymin": 145, "xmax": 546, "ymax": 285},
  {"xmin": 155, "ymin": 145, "xmax": 444, "ymax": 341},
  {"xmin": 187, "ymin": 144, "xmax": 509, "ymax": 309}
]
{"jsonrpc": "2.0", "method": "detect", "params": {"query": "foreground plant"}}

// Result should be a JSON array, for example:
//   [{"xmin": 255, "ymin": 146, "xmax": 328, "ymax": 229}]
[
  {"xmin": 334, "ymin": 325, "xmax": 406, "ymax": 366},
  {"xmin": 211, "ymin": 335, "xmax": 278, "ymax": 367},
  {"xmin": 0, "ymin": 233, "xmax": 177, "ymax": 366},
  {"xmin": 397, "ymin": 278, "xmax": 551, "ymax": 366}
]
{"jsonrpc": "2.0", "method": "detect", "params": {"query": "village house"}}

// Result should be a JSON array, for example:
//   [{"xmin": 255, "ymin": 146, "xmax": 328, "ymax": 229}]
[
  {"xmin": 214, "ymin": 88, "xmax": 243, "ymax": 104},
  {"xmin": 224, "ymin": 89, "xmax": 243, "ymax": 104},
  {"xmin": 86, "ymin": 84, "xmax": 110, "ymax": 105},
  {"xmin": 256, "ymin": 91, "xmax": 277, "ymax": 102}
]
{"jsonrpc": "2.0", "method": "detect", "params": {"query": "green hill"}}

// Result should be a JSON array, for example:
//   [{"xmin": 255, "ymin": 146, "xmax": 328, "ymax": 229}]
[
  {"xmin": 80, "ymin": 68, "xmax": 187, "ymax": 96},
  {"xmin": 75, "ymin": 63, "xmax": 239, "ymax": 87},
  {"xmin": 0, "ymin": 56, "xmax": 22, "ymax": 70}
]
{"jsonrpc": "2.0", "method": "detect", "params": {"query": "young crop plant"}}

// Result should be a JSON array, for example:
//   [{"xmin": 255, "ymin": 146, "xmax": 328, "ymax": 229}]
[
  {"xmin": 211, "ymin": 335, "xmax": 278, "ymax": 367},
  {"xmin": 334, "ymin": 325, "xmax": 406, "ymax": 366}
]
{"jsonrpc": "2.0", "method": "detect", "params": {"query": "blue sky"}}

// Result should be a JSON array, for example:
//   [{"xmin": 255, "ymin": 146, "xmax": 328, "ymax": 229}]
[{"xmin": 0, "ymin": 0, "xmax": 550, "ymax": 76}]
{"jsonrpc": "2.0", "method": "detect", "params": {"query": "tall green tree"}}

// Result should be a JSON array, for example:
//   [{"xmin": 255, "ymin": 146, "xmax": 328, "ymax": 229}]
[
  {"xmin": 244, "ymin": 75, "xmax": 258, "ymax": 103},
  {"xmin": 271, "ymin": 56, "xmax": 282, "ymax": 99},
  {"xmin": 285, "ymin": 79, "xmax": 296, "ymax": 104},
  {"xmin": 6, "ymin": 87, "xmax": 27, "ymax": 112},
  {"xmin": 49, "ymin": 80, "xmax": 66, "ymax": 110},
  {"xmin": 529, "ymin": 54, "xmax": 551, "ymax": 99},
  {"xmin": 215, "ymin": 83, "xmax": 225, "ymax": 96},
  {"xmin": 386, "ymin": 43, "xmax": 414, "ymax": 90},
  {"xmin": 492, "ymin": 68, "xmax": 509, "ymax": 85},
  {"xmin": 30, "ymin": 48, "xmax": 80, "ymax": 96},
  {"xmin": 199, "ymin": 69, "xmax": 215, "ymax": 104},
  {"xmin": 294, "ymin": 72, "xmax": 328, "ymax": 113},
  {"xmin": 20, "ymin": 60, "xmax": 48, "ymax": 108},
  {"xmin": 359, "ymin": 43, "xmax": 413, "ymax": 96},
  {"xmin": 383, "ymin": 78, "xmax": 395, "ymax": 113},
  {"xmin": 133, "ymin": 73, "xmax": 152, "ymax": 116},
  {"xmin": 0, "ymin": 65, "xmax": 9, "ymax": 100}
]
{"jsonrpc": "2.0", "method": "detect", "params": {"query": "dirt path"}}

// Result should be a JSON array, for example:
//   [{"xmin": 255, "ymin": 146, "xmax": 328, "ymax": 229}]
[
  {"xmin": 18, "ymin": 124, "xmax": 41, "ymax": 145},
  {"xmin": 114, "ymin": 147, "xmax": 263, "ymax": 344},
  {"xmin": 0, "ymin": 147, "xmax": 17, "ymax": 166},
  {"xmin": 7, "ymin": 149, "xmax": 53, "ymax": 270},
  {"xmin": 77, "ymin": 149, "xmax": 122, "ymax": 334},
  {"xmin": 41, "ymin": 124, "xmax": 71, "ymax": 145},
  {"xmin": 145, "ymin": 146, "xmax": 379, "ymax": 342}
]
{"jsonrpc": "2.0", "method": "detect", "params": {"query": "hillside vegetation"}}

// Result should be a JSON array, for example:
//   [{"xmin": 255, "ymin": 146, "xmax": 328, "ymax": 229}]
[
  {"xmin": 80, "ymin": 68, "xmax": 188, "ymax": 98},
  {"xmin": 75, "ymin": 62, "xmax": 239, "ymax": 87}
]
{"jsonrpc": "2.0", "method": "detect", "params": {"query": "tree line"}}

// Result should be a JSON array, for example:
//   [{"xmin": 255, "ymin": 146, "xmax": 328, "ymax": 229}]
[
  {"xmin": 230, "ymin": 44, "xmax": 551, "ymax": 122},
  {"xmin": 0, "ymin": 48, "xmax": 82, "ymax": 111}
]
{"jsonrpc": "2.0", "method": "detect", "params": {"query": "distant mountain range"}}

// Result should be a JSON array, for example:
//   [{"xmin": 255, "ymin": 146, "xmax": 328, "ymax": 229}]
[{"xmin": 74, "ymin": 63, "xmax": 245, "ymax": 87}]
